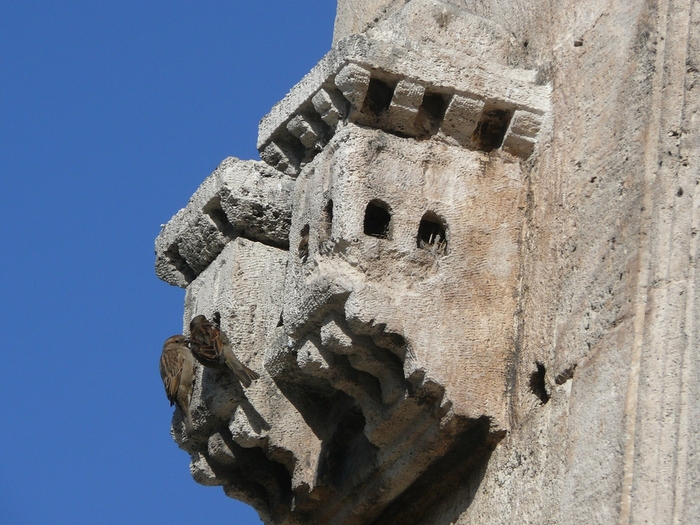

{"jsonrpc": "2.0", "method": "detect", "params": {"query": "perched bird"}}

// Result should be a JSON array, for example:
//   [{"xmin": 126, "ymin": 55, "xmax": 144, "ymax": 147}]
[
  {"xmin": 189, "ymin": 314, "xmax": 260, "ymax": 388},
  {"xmin": 159, "ymin": 335, "xmax": 196, "ymax": 433}
]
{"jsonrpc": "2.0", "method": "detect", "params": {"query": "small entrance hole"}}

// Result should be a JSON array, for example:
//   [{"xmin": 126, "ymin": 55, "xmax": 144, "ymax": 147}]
[
  {"xmin": 417, "ymin": 213, "xmax": 448, "ymax": 255},
  {"xmin": 421, "ymin": 92, "xmax": 447, "ymax": 121},
  {"xmin": 529, "ymin": 362, "xmax": 550, "ymax": 404},
  {"xmin": 472, "ymin": 107, "xmax": 513, "ymax": 152},
  {"xmin": 363, "ymin": 200, "xmax": 391, "ymax": 239},
  {"xmin": 362, "ymin": 78, "xmax": 395, "ymax": 116},
  {"xmin": 298, "ymin": 224, "xmax": 310, "ymax": 262}
]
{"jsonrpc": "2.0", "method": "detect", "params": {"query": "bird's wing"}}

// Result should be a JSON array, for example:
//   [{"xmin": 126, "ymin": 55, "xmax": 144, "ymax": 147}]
[
  {"xmin": 192, "ymin": 324, "xmax": 223, "ymax": 361},
  {"xmin": 160, "ymin": 350, "xmax": 184, "ymax": 404}
]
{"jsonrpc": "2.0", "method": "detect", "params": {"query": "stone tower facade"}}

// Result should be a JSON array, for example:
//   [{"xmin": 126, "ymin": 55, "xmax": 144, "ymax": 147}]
[{"xmin": 155, "ymin": 1, "xmax": 700, "ymax": 523}]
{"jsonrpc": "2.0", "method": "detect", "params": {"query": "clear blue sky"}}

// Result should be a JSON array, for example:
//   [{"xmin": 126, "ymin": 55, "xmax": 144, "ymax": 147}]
[{"xmin": 0, "ymin": 2, "xmax": 336, "ymax": 524}]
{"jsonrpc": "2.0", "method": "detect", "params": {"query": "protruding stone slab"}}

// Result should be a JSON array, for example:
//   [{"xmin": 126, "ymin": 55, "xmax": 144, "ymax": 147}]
[
  {"xmin": 502, "ymin": 109, "xmax": 544, "ymax": 159},
  {"xmin": 286, "ymin": 114, "xmax": 325, "ymax": 150},
  {"xmin": 256, "ymin": 33, "xmax": 550, "ymax": 174},
  {"xmin": 387, "ymin": 79, "xmax": 425, "ymax": 133},
  {"xmin": 155, "ymin": 158, "xmax": 294, "ymax": 287},
  {"xmin": 334, "ymin": 62, "xmax": 372, "ymax": 109},
  {"xmin": 441, "ymin": 94, "xmax": 484, "ymax": 145},
  {"xmin": 259, "ymin": 140, "xmax": 300, "ymax": 177},
  {"xmin": 312, "ymin": 88, "xmax": 348, "ymax": 128}
]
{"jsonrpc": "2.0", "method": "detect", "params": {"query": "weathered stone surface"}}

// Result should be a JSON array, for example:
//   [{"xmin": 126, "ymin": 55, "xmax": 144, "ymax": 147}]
[
  {"xmin": 155, "ymin": 0, "xmax": 700, "ymax": 523},
  {"xmin": 155, "ymin": 157, "xmax": 294, "ymax": 287},
  {"xmin": 441, "ymin": 94, "xmax": 484, "ymax": 145},
  {"xmin": 285, "ymin": 124, "xmax": 523, "ymax": 426},
  {"xmin": 176, "ymin": 239, "xmax": 326, "ymax": 523},
  {"xmin": 311, "ymin": 88, "xmax": 348, "ymax": 128},
  {"xmin": 333, "ymin": 0, "xmax": 402, "ymax": 44},
  {"xmin": 334, "ymin": 62, "xmax": 372, "ymax": 110},
  {"xmin": 256, "ymin": 10, "xmax": 550, "ymax": 166}
]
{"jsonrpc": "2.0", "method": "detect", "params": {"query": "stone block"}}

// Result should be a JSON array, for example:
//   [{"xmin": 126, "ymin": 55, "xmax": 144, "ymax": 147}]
[
  {"xmin": 334, "ymin": 62, "xmax": 371, "ymax": 109},
  {"xmin": 155, "ymin": 158, "xmax": 294, "ymax": 287},
  {"xmin": 441, "ymin": 94, "xmax": 484, "ymax": 144},
  {"xmin": 259, "ymin": 140, "xmax": 300, "ymax": 177},
  {"xmin": 502, "ymin": 109, "xmax": 543, "ymax": 159},
  {"xmin": 387, "ymin": 79, "xmax": 425, "ymax": 133},
  {"xmin": 286, "ymin": 114, "xmax": 324, "ymax": 149},
  {"xmin": 311, "ymin": 88, "xmax": 348, "ymax": 127}
]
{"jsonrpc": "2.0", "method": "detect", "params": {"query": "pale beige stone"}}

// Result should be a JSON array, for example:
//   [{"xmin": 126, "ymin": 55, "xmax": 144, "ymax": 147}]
[{"xmin": 155, "ymin": 0, "xmax": 700, "ymax": 523}]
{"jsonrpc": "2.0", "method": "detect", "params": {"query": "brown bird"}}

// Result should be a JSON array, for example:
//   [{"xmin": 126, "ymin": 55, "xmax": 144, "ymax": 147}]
[
  {"xmin": 188, "ymin": 314, "xmax": 260, "ymax": 388},
  {"xmin": 159, "ymin": 335, "xmax": 196, "ymax": 433}
]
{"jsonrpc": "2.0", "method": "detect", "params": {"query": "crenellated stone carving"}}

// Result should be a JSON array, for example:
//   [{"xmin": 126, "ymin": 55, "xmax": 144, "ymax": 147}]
[{"xmin": 257, "ymin": 31, "xmax": 549, "ymax": 176}]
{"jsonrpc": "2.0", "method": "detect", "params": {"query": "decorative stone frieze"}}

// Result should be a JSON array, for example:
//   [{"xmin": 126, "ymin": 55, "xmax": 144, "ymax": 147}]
[{"xmin": 256, "ymin": 33, "xmax": 549, "ymax": 176}]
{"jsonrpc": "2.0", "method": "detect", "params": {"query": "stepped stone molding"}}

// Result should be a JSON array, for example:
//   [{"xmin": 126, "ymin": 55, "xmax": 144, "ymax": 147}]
[{"xmin": 258, "ymin": 34, "xmax": 550, "ymax": 176}]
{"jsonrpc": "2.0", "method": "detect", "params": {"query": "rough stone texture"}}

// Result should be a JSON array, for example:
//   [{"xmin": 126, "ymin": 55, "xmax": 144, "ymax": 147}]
[
  {"xmin": 333, "ymin": 0, "xmax": 404, "ymax": 45},
  {"xmin": 155, "ymin": 157, "xmax": 294, "ymax": 287},
  {"xmin": 155, "ymin": 0, "xmax": 700, "ymax": 523},
  {"xmin": 256, "ymin": 22, "xmax": 549, "ymax": 170}
]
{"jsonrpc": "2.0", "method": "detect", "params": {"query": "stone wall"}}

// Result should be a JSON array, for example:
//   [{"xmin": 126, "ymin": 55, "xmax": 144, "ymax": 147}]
[{"xmin": 156, "ymin": 1, "xmax": 700, "ymax": 523}]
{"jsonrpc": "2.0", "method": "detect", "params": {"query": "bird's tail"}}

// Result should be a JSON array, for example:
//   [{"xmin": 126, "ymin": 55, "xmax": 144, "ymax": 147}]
[
  {"xmin": 227, "ymin": 359, "xmax": 260, "ymax": 388},
  {"xmin": 180, "ymin": 404, "xmax": 194, "ymax": 434}
]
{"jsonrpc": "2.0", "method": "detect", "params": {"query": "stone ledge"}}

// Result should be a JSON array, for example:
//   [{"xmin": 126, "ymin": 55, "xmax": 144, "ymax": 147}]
[{"xmin": 155, "ymin": 158, "xmax": 294, "ymax": 288}]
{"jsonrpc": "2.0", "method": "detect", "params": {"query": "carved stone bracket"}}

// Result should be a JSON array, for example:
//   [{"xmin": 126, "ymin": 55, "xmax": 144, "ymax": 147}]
[{"xmin": 155, "ymin": 6, "xmax": 550, "ymax": 524}]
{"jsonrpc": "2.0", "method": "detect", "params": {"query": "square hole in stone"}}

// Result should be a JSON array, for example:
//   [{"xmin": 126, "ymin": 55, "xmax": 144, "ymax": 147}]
[
  {"xmin": 471, "ymin": 105, "xmax": 513, "ymax": 152},
  {"xmin": 364, "ymin": 200, "xmax": 392, "ymax": 239},
  {"xmin": 417, "ymin": 213, "xmax": 447, "ymax": 255},
  {"xmin": 362, "ymin": 78, "xmax": 396, "ymax": 117}
]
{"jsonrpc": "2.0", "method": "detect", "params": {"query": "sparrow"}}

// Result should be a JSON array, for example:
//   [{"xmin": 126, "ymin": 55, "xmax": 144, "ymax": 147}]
[
  {"xmin": 188, "ymin": 314, "xmax": 260, "ymax": 388},
  {"xmin": 159, "ymin": 335, "xmax": 195, "ymax": 433}
]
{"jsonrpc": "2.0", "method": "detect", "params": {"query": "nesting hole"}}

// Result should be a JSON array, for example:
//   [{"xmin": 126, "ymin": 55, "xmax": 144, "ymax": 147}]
[
  {"xmin": 364, "ymin": 200, "xmax": 391, "ymax": 239},
  {"xmin": 417, "ymin": 212, "xmax": 448, "ymax": 255},
  {"xmin": 529, "ymin": 362, "xmax": 550, "ymax": 404},
  {"xmin": 472, "ymin": 106, "xmax": 513, "ymax": 151},
  {"xmin": 416, "ymin": 92, "xmax": 448, "ymax": 137},
  {"xmin": 363, "ymin": 78, "xmax": 395, "ymax": 116},
  {"xmin": 298, "ymin": 224, "xmax": 310, "ymax": 262}
]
